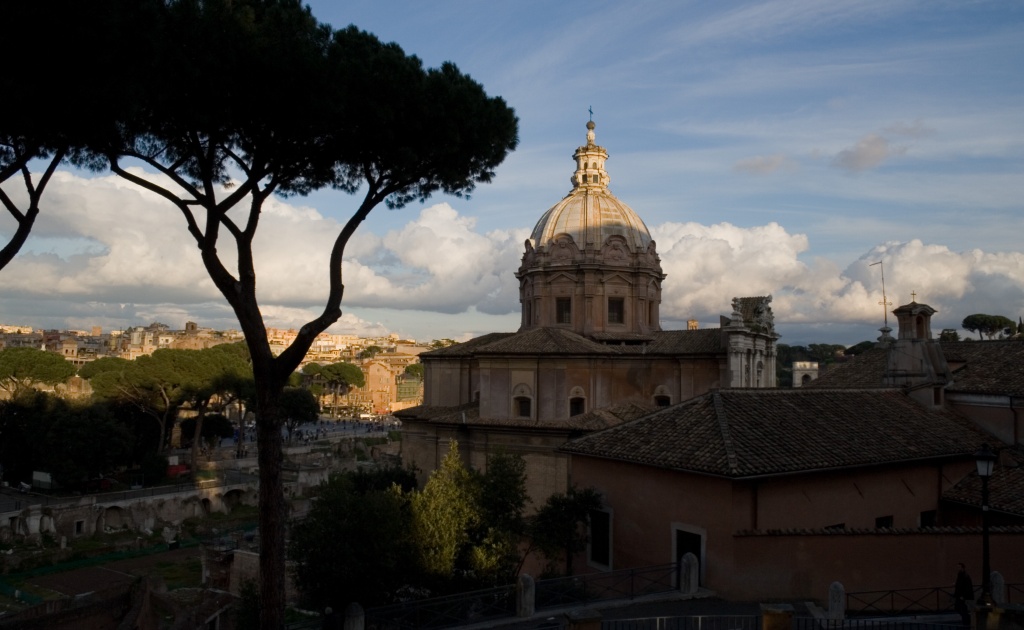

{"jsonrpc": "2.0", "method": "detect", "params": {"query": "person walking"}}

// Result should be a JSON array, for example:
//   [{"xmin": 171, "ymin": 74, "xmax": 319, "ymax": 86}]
[{"xmin": 954, "ymin": 562, "xmax": 974, "ymax": 627}]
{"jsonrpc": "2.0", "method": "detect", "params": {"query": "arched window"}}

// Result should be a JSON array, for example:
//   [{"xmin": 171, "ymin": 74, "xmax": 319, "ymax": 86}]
[
  {"xmin": 801, "ymin": 374, "xmax": 812, "ymax": 386},
  {"xmin": 512, "ymin": 383, "xmax": 533, "ymax": 419},
  {"xmin": 654, "ymin": 395, "xmax": 671, "ymax": 407},
  {"xmin": 570, "ymin": 397, "xmax": 585, "ymax": 416}
]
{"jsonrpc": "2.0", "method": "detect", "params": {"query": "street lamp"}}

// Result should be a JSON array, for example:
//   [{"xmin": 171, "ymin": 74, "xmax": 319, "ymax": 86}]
[{"xmin": 975, "ymin": 443, "xmax": 996, "ymax": 606}]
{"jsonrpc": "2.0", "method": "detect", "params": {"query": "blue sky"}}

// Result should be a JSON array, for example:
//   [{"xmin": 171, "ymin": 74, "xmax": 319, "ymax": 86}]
[{"xmin": 1, "ymin": 0, "xmax": 1022, "ymax": 345}]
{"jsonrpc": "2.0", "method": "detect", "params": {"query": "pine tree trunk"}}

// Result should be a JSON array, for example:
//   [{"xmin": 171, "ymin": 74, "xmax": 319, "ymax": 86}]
[{"xmin": 256, "ymin": 390, "xmax": 287, "ymax": 630}]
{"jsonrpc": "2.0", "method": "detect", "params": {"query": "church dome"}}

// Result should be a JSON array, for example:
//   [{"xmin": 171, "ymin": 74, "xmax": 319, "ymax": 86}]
[{"xmin": 529, "ymin": 121, "xmax": 653, "ymax": 254}]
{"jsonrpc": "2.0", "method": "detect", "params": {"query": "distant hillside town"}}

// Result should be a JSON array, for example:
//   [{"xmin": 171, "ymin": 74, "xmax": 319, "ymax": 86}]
[{"xmin": 0, "ymin": 320, "xmax": 431, "ymax": 415}]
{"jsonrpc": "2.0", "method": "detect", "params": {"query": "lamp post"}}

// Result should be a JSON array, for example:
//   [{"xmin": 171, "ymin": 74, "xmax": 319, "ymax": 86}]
[{"xmin": 975, "ymin": 443, "xmax": 996, "ymax": 606}]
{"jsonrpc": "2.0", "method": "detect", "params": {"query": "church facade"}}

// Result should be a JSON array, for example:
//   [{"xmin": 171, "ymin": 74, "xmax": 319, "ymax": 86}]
[{"xmin": 397, "ymin": 122, "xmax": 778, "ymax": 500}]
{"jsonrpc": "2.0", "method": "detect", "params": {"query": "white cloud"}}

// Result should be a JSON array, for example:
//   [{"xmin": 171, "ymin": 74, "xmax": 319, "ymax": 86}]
[{"xmin": 1, "ymin": 169, "xmax": 1022, "ymax": 343}]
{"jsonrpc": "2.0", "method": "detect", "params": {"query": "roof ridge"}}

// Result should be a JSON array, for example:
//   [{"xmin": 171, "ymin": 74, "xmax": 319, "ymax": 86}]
[{"xmin": 713, "ymin": 391, "xmax": 740, "ymax": 475}]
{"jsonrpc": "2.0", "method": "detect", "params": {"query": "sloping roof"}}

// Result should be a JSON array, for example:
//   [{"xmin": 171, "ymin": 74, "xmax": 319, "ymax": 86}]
[
  {"xmin": 804, "ymin": 341, "xmax": 1024, "ymax": 396},
  {"xmin": 474, "ymin": 327, "xmax": 613, "ymax": 355},
  {"xmin": 803, "ymin": 347, "xmax": 889, "ymax": 389},
  {"xmin": 941, "ymin": 340, "xmax": 1024, "ymax": 397},
  {"xmin": 420, "ymin": 333, "xmax": 516, "ymax": 358},
  {"xmin": 395, "ymin": 400, "xmax": 654, "ymax": 431},
  {"xmin": 561, "ymin": 388, "xmax": 990, "ymax": 478},
  {"xmin": 943, "ymin": 444, "xmax": 1024, "ymax": 517},
  {"xmin": 420, "ymin": 327, "xmax": 724, "ymax": 359}
]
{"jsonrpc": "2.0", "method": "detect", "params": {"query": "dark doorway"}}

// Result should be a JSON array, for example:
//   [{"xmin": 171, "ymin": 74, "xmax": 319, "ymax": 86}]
[{"xmin": 675, "ymin": 529, "xmax": 703, "ymax": 586}]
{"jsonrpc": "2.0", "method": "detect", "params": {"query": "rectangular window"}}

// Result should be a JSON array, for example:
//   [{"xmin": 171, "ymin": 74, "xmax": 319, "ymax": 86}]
[
  {"xmin": 516, "ymin": 397, "xmax": 531, "ymax": 418},
  {"xmin": 608, "ymin": 298, "xmax": 625, "ymax": 324},
  {"xmin": 589, "ymin": 509, "xmax": 611, "ymax": 567},
  {"xmin": 919, "ymin": 510, "xmax": 937, "ymax": 528},
  {"xmin": 556, "ymin": 298, "xmax": 572, "ymax": 324},
  {"xmin": 875, "ymin": 515, "xmax": 893, "ymax": 529}
]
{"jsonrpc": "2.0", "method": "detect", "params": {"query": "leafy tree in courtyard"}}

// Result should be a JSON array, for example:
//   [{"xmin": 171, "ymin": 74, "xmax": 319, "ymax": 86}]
[
  {"xmin": 404, "ymin": 363, "xmax": 424, "ymax": 379},
  {"xmin": 94, "ymin": 2, "xmax": 517, "ymax": 625},
  {"xmin": 289, "ymin": 467, "xmax": 418, "ymax": 610},
  {"xmin": 411, "ymin": 443, "xmax": 480, "ymax": 584},
  {"xmin": 0, "ymin": 347, "xmax": 76, "ymax": 397},
  {"xmin": 471, "ymin": 451, "xmax": 530, "ymax": 585},
  {"xmin": 528, "ymin": 486, "xmax": 604, "ymax": 577}
]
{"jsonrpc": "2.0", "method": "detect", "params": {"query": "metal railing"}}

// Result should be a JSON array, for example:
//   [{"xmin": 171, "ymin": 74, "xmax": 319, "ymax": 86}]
[
  {"xmin": 605, "ymin": 615, "xmax": 761, "ymax": 630},
  {"xmin": 793, "ymin": 619, "xmax": 962, "ymax": 630},
  {"xmin": 846, "ymin": 587, "xmax": 957, "ymax": 616},
  {"xmin": 537, "ymin": 563, "xmax": 678, "ymax": 611},
  {"xmin": 847, "ymin": 584, "xmax": 1024, "ymax": 616},
  {"xmin": 366, "ymin": 583, "xmax": 517, "ymax": 629}
]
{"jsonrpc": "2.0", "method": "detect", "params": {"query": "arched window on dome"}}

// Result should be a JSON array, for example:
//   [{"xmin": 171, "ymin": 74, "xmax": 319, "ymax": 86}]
[{"xmin": 513, "ymin": 384, "xmax": 533, "ymax": 419}]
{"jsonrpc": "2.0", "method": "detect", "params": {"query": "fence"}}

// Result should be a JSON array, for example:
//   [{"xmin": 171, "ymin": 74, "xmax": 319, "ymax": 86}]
[
  {"xmin": 537, "ymin": 564, "xmax": 679, "ymax": 610},
  {"xmin": 605, "ymin": 615, "xmax": 761, "ymax": 630},
  {"xmin": 846, "ymin": 583, "xmax": 1024, "ymax": 616},
  {"xmin": 361, "ymin": 563, "xmax": 680, "ymax": 629},
  {"xmin": 793, "ymin": 620, "xmax": 962, "ymax": 630},
  {"xmin": 846, "ymin": 587, "xmax": 957, "ymax": 616},
  {"xmin": 365, "ymin": 583, "xmax": 517, "ymax": 629}
]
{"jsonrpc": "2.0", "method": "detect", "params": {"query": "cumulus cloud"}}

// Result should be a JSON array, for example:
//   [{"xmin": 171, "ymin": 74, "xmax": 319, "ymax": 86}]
[
  {"xmin": 832, "ymin": 133, "xmax": 907, "ymax": 172},
  {"xmin": 0, "ymin": 171, "xmax": 525, "ymax": 333},
  {"xmin": 649, "ymin": 221, "xmax": 1024, "ymax": 335},
  {"xmin": 733, "ymin": 154, "xmax": 798, "ymax": 175},
  {"xmin": 1, "ymin": 170, "xmax": 1021, "ymax": 342}
]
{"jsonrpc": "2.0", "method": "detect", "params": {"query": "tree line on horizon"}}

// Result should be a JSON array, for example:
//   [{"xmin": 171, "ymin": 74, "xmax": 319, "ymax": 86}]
[{"xmin": 0, "ymin": 344, "xmax": 372, "ymax": 491}]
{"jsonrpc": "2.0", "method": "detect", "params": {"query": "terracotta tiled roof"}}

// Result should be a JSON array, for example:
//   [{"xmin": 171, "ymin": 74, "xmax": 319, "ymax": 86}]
[
  {"xmin": 562, "ymin": 388, "xmax": 990, "ymax": 478},
  {"xmin": 472, "ymin": 327, "xmax": 613, "ymax": 354},
  {"xmin": 420, "ymin": 327, "xmax": 725, "ymax": 359},
  {"xmin": 420, "ymin": 333, "xmax": 516, "ymax": 357},
  {"xmin": 802, "ymin": 341, "xmax": 1024, "ymax": 396},
  {"xmin": 802, "ymin": 346, "xmax": 889, "ymax": 389},
  {"xmin": 942, "ymin": 444, "xmax": 1024, "ymax": 517},
  {"xmin": 941, "ymin": 340, "xmax": 1024, "ymax": 397},
  {"xmin": 616, "ymin": 329, "xmax": 724, "ymax": 355},
  {"xmin": 395, "ymin": 400, "xmax": 654, "ymax": 431}
]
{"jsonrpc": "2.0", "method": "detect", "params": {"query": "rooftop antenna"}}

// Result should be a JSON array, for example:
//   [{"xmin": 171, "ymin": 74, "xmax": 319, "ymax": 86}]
[{"xmin": 869, "ymin": 261, "xmax": 892, "ymax": 329}]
